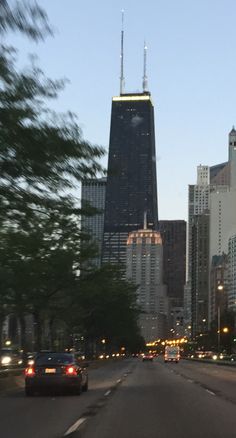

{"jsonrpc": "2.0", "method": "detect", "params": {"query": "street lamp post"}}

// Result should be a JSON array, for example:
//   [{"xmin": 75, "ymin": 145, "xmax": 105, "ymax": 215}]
[
  {"xmin": 217, "ymin": 305, "xmax": 221, "ymax": 353},
  {"xmin": 217, "ymin": 284, "xmax": 224, "ymax": 353}
]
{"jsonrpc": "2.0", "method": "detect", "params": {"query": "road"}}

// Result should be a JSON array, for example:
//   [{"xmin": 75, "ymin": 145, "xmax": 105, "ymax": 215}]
[{"xmin": 1, "ymin": 357, "xmax": 236, "ymax": 437}]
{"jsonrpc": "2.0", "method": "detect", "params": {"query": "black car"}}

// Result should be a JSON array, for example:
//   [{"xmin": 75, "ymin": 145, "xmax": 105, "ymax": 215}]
[{"xmin": 25, "ymin": 352, "xmax": 88, "ymax": 396}]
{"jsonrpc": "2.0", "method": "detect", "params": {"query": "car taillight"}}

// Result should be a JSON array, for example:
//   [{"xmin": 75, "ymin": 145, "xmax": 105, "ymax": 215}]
[
  {"xmin": 65, "ymin": 366, "xmax": 77, "ymax": 376},
  {"xmin": 25, "ymin": 367, "xmax": 35, "ymax": 376}
]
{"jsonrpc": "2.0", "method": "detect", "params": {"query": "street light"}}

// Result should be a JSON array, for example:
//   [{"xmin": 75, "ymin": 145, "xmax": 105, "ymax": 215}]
[{"xmin": 217, "ymin": 284, "xmax": 224, "ymax": 353}]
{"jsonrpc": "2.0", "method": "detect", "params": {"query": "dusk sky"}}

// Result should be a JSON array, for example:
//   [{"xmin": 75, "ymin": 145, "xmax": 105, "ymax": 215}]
[{"xmin": 7, "ymin": 0, "xmax": 236, "ymax": 220}]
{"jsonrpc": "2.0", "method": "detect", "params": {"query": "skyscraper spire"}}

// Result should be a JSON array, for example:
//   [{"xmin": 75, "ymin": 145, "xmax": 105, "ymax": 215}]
[
  {"xmin": 120, "ymin": 9, "xmax": 125, "ymax": 95},
  {"xmin": 142, "ymin": 41, "xmax": 148, "ymax": 92}
]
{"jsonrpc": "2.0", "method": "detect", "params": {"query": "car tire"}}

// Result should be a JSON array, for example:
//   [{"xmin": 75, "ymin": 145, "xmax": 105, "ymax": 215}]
[{"xmin": 25, "ymin": 387, "xmax": 35, "ymax": 397}]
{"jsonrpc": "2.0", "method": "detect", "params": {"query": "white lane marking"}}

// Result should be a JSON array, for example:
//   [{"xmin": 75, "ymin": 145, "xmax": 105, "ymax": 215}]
[
  {"xmin": 104, "ymin": 390, "xmax": 111, "ymax": 396},
  {"xmin": 64, "ymin": 417, "xmax": 86, "ymax": 436},
  {"xmin": 206, "ymin": 389, "xmax": 215, "ymax": 396},
  {"xmin": 187, "ymin": 379, "xmax": 194, "ymax": 383}
]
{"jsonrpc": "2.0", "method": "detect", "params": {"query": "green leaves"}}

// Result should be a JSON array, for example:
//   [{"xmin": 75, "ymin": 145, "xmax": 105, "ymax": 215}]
[
  {"xmin": 0, "ymin": 0, "xmax": 52, "ymax": 40},
  {"xmin": 73, "ymin": 265, "xmax": 143, "ymax": 351}
]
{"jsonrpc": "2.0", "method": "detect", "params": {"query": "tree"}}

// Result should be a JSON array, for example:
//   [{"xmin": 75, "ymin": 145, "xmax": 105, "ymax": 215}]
[
  {"xmin": 0, "ymin": 1, "xmax": 104, "ymax": 348},
  {"xmin": 69, "ymin": 265, "xmax": 143, "ymax": 357},
  {"xmin": 0, "ymin": 1, "xmax": 104, "ymax": 224},
  {"xmin": 0, "ymin": 0, "xmax": 52, "ymax": 40}
]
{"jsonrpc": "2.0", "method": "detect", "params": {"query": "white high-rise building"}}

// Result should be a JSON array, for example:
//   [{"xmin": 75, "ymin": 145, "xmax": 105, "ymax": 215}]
[
  {"xmin": 209, "ymin": 188, "xmax": 236, "ymax": 260},
  {"xmin": 228, "ymin": 234, "xmax": 236, "ymax": 311},
  {"xmin": 185, "ymin": 166, "xmax": 210, "ymax": 325},
  {"xmin": 208, "ymin": 128, "xmax": 236, "ymax": 260},
  {"xmin": 207, "ymin": 128, "xmax": 236, "ymax": 325},
  {"xmin": 189, "ymin": 165, "xmax": 210, "ymax": 221},
  {"xmin": 188, "ymin": 165, "xmax": 210, "ymax": 273},
  {"xmin": 229, "ymin": 127, "xmax": 236, "ymax": 188},
  {"xmin": 126, "ymin": 225, "xmax": 168, "ymax": 342}
]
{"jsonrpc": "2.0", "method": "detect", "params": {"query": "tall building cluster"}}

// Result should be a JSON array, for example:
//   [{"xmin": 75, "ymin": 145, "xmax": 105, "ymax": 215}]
[
  {"xmin": 186, "ymin": 127, "xmax": 236, "ymax": 338},
  {"xmin": 80, "ymin": 17, "xmax": 236, "ymax": 347},
  {"xmin": 81, "ymin": 20, "xmax": 186, "ymax": 343}
]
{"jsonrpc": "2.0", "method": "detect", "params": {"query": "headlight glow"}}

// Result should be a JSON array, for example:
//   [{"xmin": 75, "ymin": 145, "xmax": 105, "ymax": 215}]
[{"xmin": 1, "ymin": 356, "xmax": 12, "ymax": 365}]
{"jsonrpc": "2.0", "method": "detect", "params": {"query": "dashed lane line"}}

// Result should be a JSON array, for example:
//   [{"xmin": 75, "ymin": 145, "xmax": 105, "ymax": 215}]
[
  {"xmin": 64, "ymin": 373, "xmax": 129, "ymax": 436},
  {"xmin": 206, "ymin": 389, "xmax": 216, "ymax": 396},
  {"xmin": 64, "ymin": 417, "xmax": 87, "ymax": 436}
]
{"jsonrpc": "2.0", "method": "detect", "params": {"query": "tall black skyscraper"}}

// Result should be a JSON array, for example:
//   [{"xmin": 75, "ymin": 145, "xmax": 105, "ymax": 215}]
[
  {"xmin": 103, "ymin": 92, "xmax": 158, "ymax": 266},
  {"xmin": 102, "ymin": 19, "xmax": 158, "ymax": 266}
]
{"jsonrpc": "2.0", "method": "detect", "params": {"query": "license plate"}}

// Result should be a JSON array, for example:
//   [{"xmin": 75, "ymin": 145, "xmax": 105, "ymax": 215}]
[{"xmin": 45, "ymin": 368, "xmax": 56, "ymax": 374}]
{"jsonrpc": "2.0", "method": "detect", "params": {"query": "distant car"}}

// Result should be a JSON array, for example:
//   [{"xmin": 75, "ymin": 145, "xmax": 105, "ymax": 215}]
[
  {"xmin": 132, "ymin": 353, "xmax": 139, "ymax": 358},
  {"xmin": 24, "ymin": 352, "xmax": 88, "ymax": 396},
  {"xmin": 0, "ymin": 348, "xmax": 23, "ymax": 368},
  {"xmin": 142, "ymin": 353, "xmax": 154, "ymax": 362},
  {"xmin": 26, "ymin": 352, "xmax": 37, "ymax": 366}
]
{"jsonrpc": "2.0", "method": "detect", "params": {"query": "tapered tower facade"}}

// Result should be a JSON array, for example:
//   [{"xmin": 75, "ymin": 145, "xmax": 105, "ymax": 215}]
[{"xmin": 102, "ymin": 92, "xmax": 158, "ymax": 266}]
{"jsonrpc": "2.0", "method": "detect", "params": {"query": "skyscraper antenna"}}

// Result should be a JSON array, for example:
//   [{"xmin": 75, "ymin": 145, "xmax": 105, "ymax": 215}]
[
  {"xmin": 142, "ymin": 41, "xmax": 148, "ymax": 92},
  {"xmin": 120, "ymin": 9, "xmax": 125, "ymax": 95}
]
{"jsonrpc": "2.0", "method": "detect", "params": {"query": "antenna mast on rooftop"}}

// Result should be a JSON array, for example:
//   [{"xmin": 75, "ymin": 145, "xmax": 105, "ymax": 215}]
[
  {"xmin": 120, "ymin": 9, "xmax": 125, "ymax": 95},
  {"xmin": 142, "ymin": 41, "xmax": 148, "ymax": 92}
]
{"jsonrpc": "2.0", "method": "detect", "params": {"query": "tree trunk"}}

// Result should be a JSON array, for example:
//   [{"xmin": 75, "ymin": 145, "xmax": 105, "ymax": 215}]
[
  {"xmin": 18, "ymin": 314, "xmax": 26, "ymax": 351},
  {"xmin": 49, "ymin": 317, "xmax": 54, "ymax": 350},
  {"xmin": 0, "ymin": 315, "xmax": 4, "ymax": 350},
  {"xmin": 33, "ymin": 311, "xmax": 42, "ymax": 352}
]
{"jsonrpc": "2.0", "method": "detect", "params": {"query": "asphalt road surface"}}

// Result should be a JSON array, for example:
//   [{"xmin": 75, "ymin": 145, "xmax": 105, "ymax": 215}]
[{"xmin": 1, "ymin": 357, "xmax": 236, "ymax": 438}]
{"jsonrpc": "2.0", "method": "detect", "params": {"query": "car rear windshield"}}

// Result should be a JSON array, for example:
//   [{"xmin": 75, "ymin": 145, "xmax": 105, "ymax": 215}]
[{"xmin": 35, "ymin": 353, "xmax": 74, "ymax": 366}]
